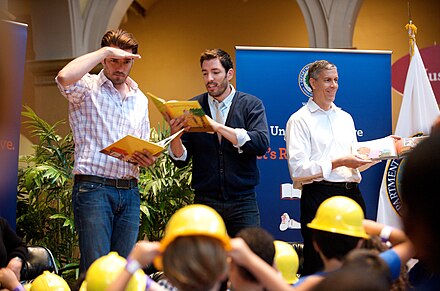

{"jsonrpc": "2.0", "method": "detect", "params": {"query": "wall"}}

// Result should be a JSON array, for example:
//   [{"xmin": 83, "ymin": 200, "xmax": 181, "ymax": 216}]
[
  {"xmin": 119, "ymin": 0, "xmax": 308, "ymax": 127},
  {"xmin": 353, "ymin": 0, "xmax": 440, "ymax": 130},
  {"xmin": 10, "ymin": 0, "xmax": 440, "ymax": 139}
]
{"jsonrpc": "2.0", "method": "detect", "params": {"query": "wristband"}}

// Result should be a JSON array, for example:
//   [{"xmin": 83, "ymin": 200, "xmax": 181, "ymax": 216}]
[
  {"xmin": 379, "ymin": 225, "xmax": 394, "ymax": 242},
  {"xmin": 13, "ymin": 285, "xmax": 26, "ymax": 291},
  {"xmin": 125, "ymin": 259, "xmax": 141, "ymax": 275},
  {"xmin": 145, "ymin": 276, "xmax": 153, "ymax": 291}
]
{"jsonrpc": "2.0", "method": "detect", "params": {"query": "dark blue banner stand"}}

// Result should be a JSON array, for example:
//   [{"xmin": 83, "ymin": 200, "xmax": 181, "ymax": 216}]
[
  {"xmin": 0, "ymin": 20, "xmax": 28, "ymax": 228},
  {"xmin": 236, "ymin": 47, "xmax": 392, "ymax": 242}
]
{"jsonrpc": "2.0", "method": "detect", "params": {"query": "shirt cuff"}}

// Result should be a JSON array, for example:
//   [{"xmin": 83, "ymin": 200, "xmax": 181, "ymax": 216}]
[
  {"xmin": 319, "ymin": 160, "xmax": 333, "ymax": 179},
  {"xmin": 168, "ymin": 144, "xmax": 187, "ymax": 161},
  {"xmin": 233, "ymin": 128, "xmax": 251, "ymax": 153}
]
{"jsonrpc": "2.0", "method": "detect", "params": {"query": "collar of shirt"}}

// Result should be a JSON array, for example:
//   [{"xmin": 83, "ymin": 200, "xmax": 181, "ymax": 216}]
[
  {"xmin": 307, "ymin": 97, "xmax": 339, "ymax": 114},
  {"xmin": 208, "ymin": 85, "xmax": 236, "ymax": 122}
]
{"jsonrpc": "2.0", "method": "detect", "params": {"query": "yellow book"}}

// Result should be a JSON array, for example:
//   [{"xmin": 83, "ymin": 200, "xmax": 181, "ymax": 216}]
[
  {"xmin": 100, "ymin": 129, "xmax": 184, "ymax": 164},
  {"xmin": 147, "ymin": 92, "xmax": 213, "ymax": 132}
]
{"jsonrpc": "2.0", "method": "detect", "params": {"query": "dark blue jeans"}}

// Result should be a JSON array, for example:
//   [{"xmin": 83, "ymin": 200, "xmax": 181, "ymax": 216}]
[
  {"xmin": 72, "ymin": 181, "xmax": 140, "ymax": 273},
  {"xmin": 194, "ymin": 193, "xmax": 260, "ymax": 237}
]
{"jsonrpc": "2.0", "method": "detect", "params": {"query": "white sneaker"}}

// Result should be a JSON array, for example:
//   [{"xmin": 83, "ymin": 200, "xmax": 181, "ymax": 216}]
[
  {"xmin": 288, "ymin": 218, "xmax": 301, "ymax": 229},
  {"xmin": 279, "ymin": 213, "xmax": 290, "ymax": 231}
]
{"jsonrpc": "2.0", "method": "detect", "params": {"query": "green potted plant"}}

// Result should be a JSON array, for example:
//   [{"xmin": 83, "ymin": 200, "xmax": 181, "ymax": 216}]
[
  {"xmin": 138, "ymin": 123, "xmax": 194, "ymax": 241},
  {"xmin": 16, "ymin": 108, "xmax": 194, "ymax": 279}
]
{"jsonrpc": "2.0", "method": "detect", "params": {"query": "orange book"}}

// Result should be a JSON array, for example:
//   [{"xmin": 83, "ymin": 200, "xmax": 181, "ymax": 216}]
[
  {"xmin": 147, "ymin": 92, "xmax": 213, "ymax": 132},
  {"xmin": 100, "ymin": 129, "xmax": 184, "ymax": 164}
]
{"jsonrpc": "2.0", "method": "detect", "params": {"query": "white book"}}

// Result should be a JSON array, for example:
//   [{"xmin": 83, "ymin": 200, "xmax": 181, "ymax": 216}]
[{"xmin": 280, "ymin": 183, "xmax": 301, "ymax": 199}]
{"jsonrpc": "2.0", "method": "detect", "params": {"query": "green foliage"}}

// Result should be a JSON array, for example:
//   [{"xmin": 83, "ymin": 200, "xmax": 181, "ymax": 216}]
[
  {"xmin": 138, "ymin": 123, "xmax": 194, "ymax": 241},
  {"xmin": 16, "ymin": 107, "xmax": 194, "ymax": 272},
  {"xmin": 17, "ymin": 105, "xmax": 77, "ymax": 269}
]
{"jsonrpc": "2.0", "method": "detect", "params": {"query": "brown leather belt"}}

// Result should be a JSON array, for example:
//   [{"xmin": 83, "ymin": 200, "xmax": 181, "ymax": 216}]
[
  {"xmin": 74, "ymin": 175, "xmax": 138, "ymax": 189},
  {"xmin": 313, "ymin": 180, "xmax": 358, "ymax": 190}
]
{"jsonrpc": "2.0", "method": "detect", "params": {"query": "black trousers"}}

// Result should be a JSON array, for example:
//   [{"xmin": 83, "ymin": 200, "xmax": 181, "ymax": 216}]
[{"xmin": 300, "ymin": 182, "xmax": 366, "ymax": 276}]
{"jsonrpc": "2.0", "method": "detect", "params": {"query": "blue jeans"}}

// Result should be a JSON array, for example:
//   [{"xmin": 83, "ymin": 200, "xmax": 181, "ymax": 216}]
[
  {"xmin": 194, "ymin": 193, "xmax": 260, "ymax": 237},
  {"xmin": 72, "ymin": 181, "xmax": 140, "ymax": 273}
]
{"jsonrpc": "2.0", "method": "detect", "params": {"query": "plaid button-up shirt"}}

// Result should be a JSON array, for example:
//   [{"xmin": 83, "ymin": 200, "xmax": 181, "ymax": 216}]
[{"xmin": 56, "ymin": 70, "xmax": 150, "ymax": 179}]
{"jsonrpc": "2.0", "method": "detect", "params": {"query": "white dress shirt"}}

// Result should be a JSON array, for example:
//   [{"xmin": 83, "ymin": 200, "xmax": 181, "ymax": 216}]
[{"xmin": 285, "ymin": 98, "xmax": 361, "ymax": 189}]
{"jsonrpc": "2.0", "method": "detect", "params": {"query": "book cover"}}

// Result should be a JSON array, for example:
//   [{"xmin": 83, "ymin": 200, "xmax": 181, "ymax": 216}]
[
  {"xmin": 146, "ymin": 92, "xmax": 213, "ymax": 132},
  {"xmin": 353, "ymin": 135, "xmax": 429, "ymax": 160},
  {"xmin": 353, "ymin": 136, "xmax": 398, "ymax": 160},
  {"xmin": 100, "ymin": 129, "xmax": 184, "ymax": 164}
]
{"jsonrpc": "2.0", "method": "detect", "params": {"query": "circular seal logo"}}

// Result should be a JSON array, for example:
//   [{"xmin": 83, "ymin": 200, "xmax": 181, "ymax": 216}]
[
  {"xmin": 384, "ymin": 132, "xmax": 424, "ymax": 216},
  {"xmin": 298, "ymin": 63, "xmax": 313, "ymax": 98},
  {"xmin": 384, "ymin": 158, "xmax": 405, "ymax": 216}
]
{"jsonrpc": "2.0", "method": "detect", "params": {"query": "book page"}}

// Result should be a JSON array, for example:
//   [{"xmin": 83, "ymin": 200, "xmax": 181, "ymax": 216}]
[
  {"xmin": 100, "ymin": 135, "xmax": 165, "ymax": 164},
  {"xmin": 280, "ymin": 183, "xmax": 301, "ymax": 199}
]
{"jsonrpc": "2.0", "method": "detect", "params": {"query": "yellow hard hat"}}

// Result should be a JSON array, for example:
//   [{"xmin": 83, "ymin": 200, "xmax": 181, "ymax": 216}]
[
  {"xmin": 85, "ymin": 252, "xmax": 146, "ymax": 291},
  {"xmin": 78, "ymin": 281, "xmax": 87, "ymax": 291},
  {"xmin": 154, "ymin": 204, "xmax": 230, "ymax": 270},
  {"xmin": 273, "ymin": 240, "xmax": 299, "ymax": 284},
  {"xmin": 23, "ymin": 282, "xmax": 32, "ymax": 291},
  {"xmin": 307, "ymin": 196, "xmax": 369, "ymax": 239},
  {"xmin": 30, "ymin": 271, "xmax": 70, "ymax": 291}
]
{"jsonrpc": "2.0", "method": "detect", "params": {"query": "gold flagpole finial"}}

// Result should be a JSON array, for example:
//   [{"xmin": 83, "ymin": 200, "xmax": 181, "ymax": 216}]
[{"xmin": 405, "ymin": 20, "xmax": 417, "ymax": 58}]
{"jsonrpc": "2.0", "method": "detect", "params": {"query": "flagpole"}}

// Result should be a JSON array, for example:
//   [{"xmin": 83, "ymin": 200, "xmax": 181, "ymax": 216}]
[{"xmin": 405, "ymin": 21, "xmax": 417, "ymax": 59}]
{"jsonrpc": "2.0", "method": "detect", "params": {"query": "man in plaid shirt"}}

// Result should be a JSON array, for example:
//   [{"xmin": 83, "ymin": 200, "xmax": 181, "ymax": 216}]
[{"xmin": 56, "ymin": 29, "xmax": 156, "ymax": 273}]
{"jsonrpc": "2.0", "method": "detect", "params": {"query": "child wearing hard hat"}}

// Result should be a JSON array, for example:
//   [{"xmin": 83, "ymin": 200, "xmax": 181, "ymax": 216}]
[
  {"xmin": 107, "ymin": 204, "xmax": 230, "ymax": 291},
  {"xmin": 294, "ymin": 196, "xmax": 414, "ymax": 288}
]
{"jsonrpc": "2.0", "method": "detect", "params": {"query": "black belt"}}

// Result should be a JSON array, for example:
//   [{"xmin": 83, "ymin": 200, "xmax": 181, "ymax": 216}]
[
  {"xmin": 312, "ymin": 180, "xmax": 358, "ymax": 190},
  {"xmin": 74, "ymin": 175, "xmax": 138, "ymax": 189}
]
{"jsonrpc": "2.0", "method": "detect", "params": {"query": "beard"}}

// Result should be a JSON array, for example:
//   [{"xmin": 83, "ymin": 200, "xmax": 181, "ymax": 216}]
[
  {"xmin": 110, "ymin": 74, "xmax": 127, "ymax": 85},
  {"xmin": 206, "ymin": 76, "xmax": 229, "ymax": 98}
]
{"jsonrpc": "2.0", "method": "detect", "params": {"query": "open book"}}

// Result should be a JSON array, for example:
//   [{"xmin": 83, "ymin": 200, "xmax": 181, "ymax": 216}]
[
  {"xmin": 280, "ymin": 183, "xmax": 302, "ymax": 199},
  {"xmin": 353, "ymin": 135, "xmax": 428, "ymax": 160},
  {"xmin": 100, "ymin": 129, "xmax": 184, "ymax": 164},
  {"xmin": 147, "ymin": 92, "xmax": 213, "ymax": 132}
]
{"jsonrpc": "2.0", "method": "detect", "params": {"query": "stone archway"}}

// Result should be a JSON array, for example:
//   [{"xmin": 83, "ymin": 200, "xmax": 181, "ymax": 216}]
[
  {"xmin": 28, "ymin": 0, "xmax": 133, "ymax": 60},
  {"xmin": 296, "ymin": 0, "xmax": 364, "ymax": 48}
]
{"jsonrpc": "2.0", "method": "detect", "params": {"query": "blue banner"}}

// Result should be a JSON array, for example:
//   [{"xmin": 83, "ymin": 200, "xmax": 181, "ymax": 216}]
[
  {"xmin": 0, "ymin": 21, "xmax": 28, "ymax": 228},
  {"xmin": 236, "ymin": 47, "xmax": 392, "ymax": 242}
]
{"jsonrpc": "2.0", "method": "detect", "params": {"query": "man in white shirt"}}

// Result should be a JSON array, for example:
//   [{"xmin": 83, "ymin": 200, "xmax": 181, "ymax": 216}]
[{"xmin": 285, "ymin": 60, "xmax": 372, "ymax": 275}]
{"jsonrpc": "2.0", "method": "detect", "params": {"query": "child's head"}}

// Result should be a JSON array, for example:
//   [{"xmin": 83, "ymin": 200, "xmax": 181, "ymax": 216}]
[
  {"xmin": 273, "ymin": 240, "xmax": 300, "ymax": 284},
  {"xmin": 163, "ymin": 236, "xmax": 227, "ymax": 291},
  {"xmin": 308, "ymin": 196, "xmax": 368, "ymax": 260},
  {"xmin": 343, "ymin": 248, "xmax": 391, "ymax": 282},
  {"xmin": 84, "ymin": 252, "xmax": 145, "ymax": 291},
  {"xmin": 229, "ymin": 227, "xmax": 275, "ymax": 287},
  {"xmin": 155, "ymin": 204, "xmax": 230, "ymax": 291}
]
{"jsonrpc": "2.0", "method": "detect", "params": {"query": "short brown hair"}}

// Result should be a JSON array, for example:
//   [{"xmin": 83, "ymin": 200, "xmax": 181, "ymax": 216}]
[
  {"xmin": 200, "ymin": 48, "xmax": 234, "ymax": 72},
  {"xmin": 163, "ymin": 236, "xmax": 227, "ymax": 291},
  {"xmin": 307, "ymin": 60, "xmax": 337, "ymax": 83},
  {"xmin": 101, "ymin": 29, "xmax": 138, "ymax": 54}
]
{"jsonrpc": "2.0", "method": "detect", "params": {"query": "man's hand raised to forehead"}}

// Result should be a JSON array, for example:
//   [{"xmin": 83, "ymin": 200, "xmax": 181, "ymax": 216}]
[{"xmin": 104, "ymin": 46, "xmax": 141, "ymax": 60}]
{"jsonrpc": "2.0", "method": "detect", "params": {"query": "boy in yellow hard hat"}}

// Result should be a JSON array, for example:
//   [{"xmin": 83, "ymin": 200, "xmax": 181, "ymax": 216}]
[
  {"xmin": 108, "ymin": 204, "xmax": 230, "ymax": 291},
  {"xmin": 295, "ymin": 196, "xmax": 414, "ymax": 288}
]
